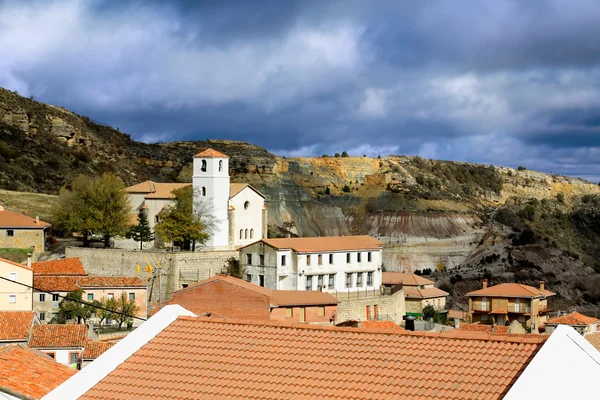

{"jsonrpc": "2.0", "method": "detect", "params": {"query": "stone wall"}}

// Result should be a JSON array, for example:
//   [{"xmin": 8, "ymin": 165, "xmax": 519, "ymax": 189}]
[
  {"xmin": 66, "ymin": 247, "xmax": 238, "ymax": 303},
  {"xmin": 333, "ymin": 288, "xmax": 405, "ymax": 324},
  {"xmin": 0, "ymin": 228, "xmax": 45, "ymax": 254}
]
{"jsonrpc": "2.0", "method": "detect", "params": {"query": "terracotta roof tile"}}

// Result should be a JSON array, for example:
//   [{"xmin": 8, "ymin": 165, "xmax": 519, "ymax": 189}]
[
  {"xmin": 32, "ymin": 257, "xmax": 87, "ymax": 276},
  {"xmin": 546, "ymin": 311, "xmax": 599, "ymax": 326},
  {"xmin": 78, "ymin": 276, "xmax": 146, "ymax": 288},
  {"xmin": 258, "ymin": 235, "xmax": 384, "ymax": 253},
  {"xmin": 404, "ymin": 286, "xmax": 449, "ymax": 299},
  {"xmin": 0, "ymin": 311, "xmax": 37, "ymax": 341},
  {"xmin": 0, "ymin": 207, "xmax": 51, "ymax": 228},
  {"xmin": 194, "ymin": 148, "xmax": 229, "ymax": 158},
  {"xmin": 359, "ymin": 320, "xmax": 405, "ymax": 331},
  {"xmin": 81, "ymin": 340, "xmax": 114, "ymax": 360},
  {"xmin": 456, "ymin": 324, "xmax": 510, "ymax": 334},
  {"xmin": 585, "ymin": 332, "xmax": 600, "ymax": 352},
  {"xmin": 0, "ymin": 344, "xmax": 76, "ymax": 399},
  {"xmin": 124, "ymin": 180, "xmax": 191, "ymax": 199},
  {"xmin": 34, "ymin": 276, "xmax": 146, "ymax": 292},
  {"xmin": 29, "ymin": 324, "xmax": 88, "ymax": 348},
  {"xmin": 448, "ymin": 309, "xmax": 466, "ymax": 320},
  {"xmin": 382, "ymin": 272, "xmax": 435, "ymax": 286},
  {"xmin": 467, "ymin": 283, "xmax": 556, "ymax": 298},
  {"xmin": 80, "ymin": 317, "xmax": 546, "ymax": 400},
  {"xmin": 34, "ymin": 276, "xmax": 79, "ymax": 292}
]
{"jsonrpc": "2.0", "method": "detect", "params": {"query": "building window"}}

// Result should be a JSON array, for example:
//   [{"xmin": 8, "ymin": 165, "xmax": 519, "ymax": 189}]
[
  {"xmin": 307, "ymin": 255, "xmax": 311, "ymax": 266},
  {"xmin": 47, "ymin": 352, "xmax": 55, "ymax": 359},
  {"xmin": 346, "ymin": 273, "xmax": 352, "ymax": 288},
  {"xmin": 482, "ymin": 297, "xmax": 488, "ymax": 311},
  {"xmin": 52, "ymin": 294, "xmax": 59, "ymax": 302},
  {"xmin": 317, "ymin": 274, "xmax": 324, "ymax": 289},
  {"xmin": 6, "ymin": 229, "xmax": 14, "ymax": 237},
  {"xmin": 357, "ymin": 272, "xmax": 363, "ymax": 287},
  {"xmin": 250, "ymin": 229, "xmax": 254, "ymax": 239},
  {"xmin": 328, "ymin": 274, "xmax": 335, "ymax": 289},
  {"xmin": 129, "ymin": 293, "xmax": 135, "ymax": 301},
  {"xmin": 281, "ymin": 255, "xmax": 286, "ymax": 266},
  {"xmin": 182, "ymin": 283, "xmax": 189, "ymax": 289},
  {"xmin": 285, "ymin": 307, "xmax": 293, "ymax": 318},
  {"xmin": 201, "ymin": 159, "xmax": 207, "ymax": 172},
  {"xmin": 346, "ymin": 253, "xmax": 351, "ymax": 263},
  {"xmin": 246, "ymin": 254, "xmax": 252, "ymax": 264},
  {"xmin": 39, "ymin": 312, "xmax": 45, "ymax": 321},
  {"xmin": 8, "ymin": 272, "xmax": 17, "ymax": 281},
  {"xmin": 306, "ymin": 275, "xmax": 313, "ymax": 291},
  {"xmin": 245, "ymin": 274, "xmax": 251, "ymax": 282},
  {"xmin": 329, "ymin": 254, "xmax": 333, "ymax": 264},
  {"xmin": 373, "ymin": 305, "xmax": 378, "ymax": 319},
  {"xmin": 318, "ymin": 306, "xmax": 325, "ymax": 317},
  {"xmin": 219, "ymin": 160, "xmax": 223, "ymax": 171},
  {"xmin": 259, "ymin": 255, "xmax": 264, "ymax": 265},
  {"xmin": 245, "ymin": 229, "xmax": 248, "ymax": 239},
  {"xmin": 366, "ymin": 305, "xmax": 371, "ymax": 320},
  {"xmin": 240, "ymin": 229, "xmax": 243, "ymax": 239},
  {"xmin": 202, "ymin": 187, "xmax": 206, "ymax": 196},
  {"xmin": 357, "ymin": 253, "xmax": 362, "ymax": 262},
  {"xmin": 108, "ymin": 293, "xmax": 114, "ymax": 300},
  {"xmin": 259, "ymin": 275, "xmax": 265, "ymax": 287},
  {"xmin": 8, "ymin": 295, "xmax": 16, "ymax": 304},
  {"xmin": 367, "ymin": 271, "xmax": 374, "ymax": 286},
  {"xmin": 69, "ymin": 352, "xmax": 78, "ymax": 364},
  {"xmin": 39, "ymin": 293, "xmax": 46, "ymax": 302},
  {"xmin": 87, "ymin": 293, "xmax": 94, "ymax": 301},
  {"xmin": 155, "ymin": 215, "xmax": 160, "ymax": 223},
  {"xmin": 318, "ymin": 255, "xmax": 322, "ymax": 265},
  {"xmin": 244, "ymin": 201, "xmax": 250, "ymax": 210},
  {"xmin": 368, "ymin": 252, "xmax": 372, "ymax": 262}
]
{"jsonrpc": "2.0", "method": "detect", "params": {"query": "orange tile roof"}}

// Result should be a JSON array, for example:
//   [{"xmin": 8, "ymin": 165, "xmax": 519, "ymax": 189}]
[
  {"xmin": 124, "ymin": 180, "xmax": 191, "ymax": 199},
  {"xmin": 448, "ymin": 309, "xmax": 466, "ymax": 320},
  {"xmin": 80, "ymin": 316, "xmax": 546, "ymax": 400},
  {"xmin": 0, "ymin": 311, "xmax": 37, "ymax": 342},
  {"xmin": 0, "ymin": 344, "xmax": 76, "ymax": 399},
  {"xmin": 34, "ymin": 276, "xmax": 79, "ymax": 292},
  {"xmin": 0, "ymin": 256, "xmax": 33, "ymax": 271},
  {"xmin": 382, "ymin": 271, "xmax": 435, "ymax": 286},
  {"xmin": 456, "ymin": 323, "xmax": 510, "ymax": 334},
  {"xmin": 229, "ymin": 182, "xmax": 265, "ymax": 199},
  {"xmin": 29, "ymin": 324, "xmax": 88, "ymax": 349},
  {"xmin": 34, "ymin": 276, "xmax": 146, "ymax": 292},
  {"xmin": 81, "ymin": 340, "xmax": 114, "ymax": 360},
  {"xmin": 585, "ymin": 332, "xmax": 600, "ymax": 352},
  {"xmin": 194, "ymin": 148, "xmax": 229, "ymax": 158},
  {"xmin": 404, "ymin": 286, "xmax": 449, "ymax": 299},
  {"xmin": 546, "ymin": 311, "xmax": 599, "ymax": 326},
  {"xmin": 467, "ymin": 283, "xmax": 555, "ymax": 298},
  {"xmin": 32, "ymin": 257, "xmax": 87, "ymax": 276},
  {"xmin": 0, "ymin": 206, "xmax": 51, "ymax": 228},
  {"xmin": 359, "ymin": 320, "xmax": 405, "ymax": 331},
  {"xmin": 258, "ymin": 235, "xmax": 384, "ymax": 253}
]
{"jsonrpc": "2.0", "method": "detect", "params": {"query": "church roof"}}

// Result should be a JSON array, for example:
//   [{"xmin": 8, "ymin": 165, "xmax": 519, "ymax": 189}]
[
  {"xmin": 230, "ymin": 183, "xmax": 265, "ymax": 199},
  {"xmin": 194, "ymin": 148, "xmax": 229, "ymax": 158},
  {"xmin": 125, "ymin": 181, "xmax": 191, "ymax": 199}
]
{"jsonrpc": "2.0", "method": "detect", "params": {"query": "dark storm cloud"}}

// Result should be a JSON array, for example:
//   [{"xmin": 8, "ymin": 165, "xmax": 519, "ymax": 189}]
[{"xmin": 1, "ymin": 0, "xmax": 600, "ymax": 180}]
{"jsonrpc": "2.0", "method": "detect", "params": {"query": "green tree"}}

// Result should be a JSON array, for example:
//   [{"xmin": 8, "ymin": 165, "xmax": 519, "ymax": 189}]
[
  {"xmin": 95, "ymin": 297, "xmax": 117, "ymax": 325},
  {"xmin": 127, "ymin": 208, "xmax": 154, "ymax": 250},
  {"xmin": 334, "ymin": 153, "xmax": 340, "ymax": 157},
  {"xmin": 517, "ymin": 166, "xmax": 527, "ymax": 171},
  {"xmin": 342, "ymin": 184, "xmax": 351, "ymax": 193},
  {"xmin": 114, "ymin": 293, "xmax": 140, "ymax": 329},
  {"xmin": 57, "ymin": 289, "xmax": 95, "ymax": 324},
  {"xmin": 223, "ymin": 257, "xmax": 245, "ymax": 279},
  {"xmin": 422, "ymin": 305, "xmax": 440, "ymax": 322},
  {"xmin": 341, "ymin": 151, "xmax": 349, "ymax": 157},
  {"xmin": 155, "ymin": 186, "xmax": 210, "ymax": 250}
]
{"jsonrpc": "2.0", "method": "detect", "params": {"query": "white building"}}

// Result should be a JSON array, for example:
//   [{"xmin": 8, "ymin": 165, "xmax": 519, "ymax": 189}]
[
  {"xmin": 239, "ymin": 236, "xmax": 384, "ymax": 291},
  {"xmin": 124, "ymin": 148, "xmax": 266, "ymax": 249}
]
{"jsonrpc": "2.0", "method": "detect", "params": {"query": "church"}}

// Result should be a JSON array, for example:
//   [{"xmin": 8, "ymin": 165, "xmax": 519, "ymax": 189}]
[{"xmin": 125, "ymin": 148, "xmax": 266, "ymax": 249}]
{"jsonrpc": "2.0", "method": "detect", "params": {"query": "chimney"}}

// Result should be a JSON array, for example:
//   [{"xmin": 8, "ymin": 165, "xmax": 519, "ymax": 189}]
[
  {"xmin": 35, "ymin": 216, "xmax": 39, "ymax": 224},
  {"xmin": 26, "ymin": 253, "xmax": 32, "ymax": 269},
  {"xmin": 403, "ymin": 315, "xmax": 416, "ymax": 331},
  {"xmin": 454, "ymin": 318, "xmax": 460, "ymax": 329},
  {"xmin": 539, "ymin": 281, "xmax": 544, "ymax": 291},
  {"xmin": 482, "ymin": 279, "xmax": 488, "ymax": 289}
]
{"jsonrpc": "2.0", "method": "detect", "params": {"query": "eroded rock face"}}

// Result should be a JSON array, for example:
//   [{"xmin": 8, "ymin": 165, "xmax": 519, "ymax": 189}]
[
  {"xmin": 1, "ymin": 107, "xmax": 29, "ymax": 133},
  {"xmin": 47, "ymin": 115, "xmax": 77, "ymax": 144}
]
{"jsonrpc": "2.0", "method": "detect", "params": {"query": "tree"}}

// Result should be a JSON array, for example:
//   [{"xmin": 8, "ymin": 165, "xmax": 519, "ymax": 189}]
[
  {"xmin": 127, "ymin": 208, "xmax": 154, "ymax": 250},
  {"xmin": 341, "ymin": 151, "xmax": 349, "ymax": 157},
  {"xmin": 334, "ymin": 153, "xmax": 340, "ymax": 157},
  {"xmin": 57, "ymin": 289, "xmax": 95, "ymax": 324},
  {"xmin": 53, "ymin": 173, "xmax": 130, "ymax": 247},
  {"xmin": 114, "ymin": 293, "xmax": 140, "ymax": 329},
  {"xmin": 155, "ymin": 186, "xmax": 210, "ymax": 250},
  {"xmin": 321, "ymin": 154, "xmax": 329, "ymax": 158},
  {"xmin": 422, "ymin": 305, "xmax": 441, "ymax": 323},
  {"xmin": 223, "ymin": 257, "xmax": 245, "ymax": 279},
  {"xmin": 324, "ymin": 187, "xmax": 331, "ymax": 195},
  {"xmin": 95, "ymin": 297, "xmax": 117, "ymax": 325},
  {"xmin": 517, "ymin": 166, "xmax": 527, "ymax": 171},
  {"xmin": 342, "ymin": 184, "xmax": 351, "ymax": 193}
]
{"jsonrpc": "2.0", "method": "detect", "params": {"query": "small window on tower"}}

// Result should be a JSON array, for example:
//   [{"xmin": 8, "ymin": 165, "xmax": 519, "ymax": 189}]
[
  {"xmin": 201, "ymin": 160, "xmax": 207, "ymax": 172},
  {"xmin": 250, "ymin": 229, "xmax": 254, "ymax": 239},
  {"xmin": 245, "ymin": 229, "xmax": 248, "ymax": 239},
  {"xmin": 240, "ymin": 229, "xmax": 243, "ymax": 239},
  {"xmin": 202, "ymin": 187, "xmax": 206, "ymax": 196},
  {"xmin": 219, "ymin": 160, "xmax": 223, "ymax": 171},
  {"xmin": 244, "ymin": 201, "xmax": 250, "ymax": 210}
]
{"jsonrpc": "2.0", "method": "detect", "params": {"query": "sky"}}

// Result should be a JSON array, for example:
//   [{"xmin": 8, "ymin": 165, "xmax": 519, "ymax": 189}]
[{"xmin": 2, "ymin": 0, "xmax": 600, "ymax": 182}]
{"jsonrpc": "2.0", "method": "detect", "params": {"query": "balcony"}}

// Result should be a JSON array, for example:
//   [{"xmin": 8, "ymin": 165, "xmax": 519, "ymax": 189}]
[
  {"xmin": 507, "ymin": 305, "xmax": 530, "ymax": 314},
  {"xmin": 538, "ymin": 306, "xmax": 553, "ymax": 314}
]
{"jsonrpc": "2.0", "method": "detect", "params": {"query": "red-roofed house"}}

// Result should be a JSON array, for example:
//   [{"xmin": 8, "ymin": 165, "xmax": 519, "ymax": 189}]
[
  {"xmin": 32, "ymin": 257, "xmax": 87, "ymax": 276},
  {"xmin": 162, "ymin": 274, "xmax": 338, "ymax": 324},
  {"xmin": 0, "ymin": 344, "xmax": 76, "ymax": 399},
  {"xmin": 0, "ymin": 257, "xmax": 33, "ymax": 311},
  {"xmin": 545, "ymin": 311, "xmax": 598, "ymax": 335},
  {"xmin": 0, "ymin": 205, "xmax": 51, "ymax": 254},
  {"xmin": 28, "ymin": 323, "xmax": 89, "ymax": 367},
  {"xmin": 0, "ymin": 311, "xmax": 39, "ymax": 345},
  {"xmin": 382, "ymin": 272, "xmax": 449, "ymax": 316},
  {"xmin": 466, "ymin": 279, "xmax": 555, "ymax": 330},
  {"xmin": 80, "ymin": 340, "xmax": 114, "ymax": 368}
]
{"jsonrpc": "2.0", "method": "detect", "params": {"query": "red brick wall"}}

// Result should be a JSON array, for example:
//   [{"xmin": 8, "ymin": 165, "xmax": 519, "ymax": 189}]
[
  {"xmin": 270, "ymin": 305, "xmax": 337, "ymax": 324},
  {"xmin": 166, "ymin": 281, "xmax": 271, "ymax": 321}
]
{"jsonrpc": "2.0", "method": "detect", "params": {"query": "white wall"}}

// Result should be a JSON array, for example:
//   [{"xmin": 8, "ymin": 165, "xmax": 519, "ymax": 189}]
[
  {"xmin": 0, "ymin": 260, "xmax": 33, "ymax": 311},
  {"xmin": 230, "ymin": 188, "xmax": 264, "ymax": 248},
  {"xmin": 145, "ymin": 198, "xmax": 175, "ymax": 230},
  {"xmin": 193, "ymin": 156, "xmax": 230, "ymax": 247},
  {"xmin": 38, "ymin": 348, "xmax": 81, "ymax": 367}
]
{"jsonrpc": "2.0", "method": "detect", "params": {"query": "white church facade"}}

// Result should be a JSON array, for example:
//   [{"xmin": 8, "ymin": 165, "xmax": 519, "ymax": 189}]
[{"xmin": 125, "ymin": 148, "xmax": 266, "ymax": 250}]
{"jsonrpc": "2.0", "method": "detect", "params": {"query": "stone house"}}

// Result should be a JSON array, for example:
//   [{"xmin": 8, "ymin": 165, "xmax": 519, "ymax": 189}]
[
  {"xmin": 545, "ymin": 311, "xmax": 598, "ymax": 335},
  {"xmin": 161, "ymin": 274, "xmax": 339, "ymax": 324},
  {"xmin": 0, "ymin": 205, "xmax": 51, "ymax": 254},
  {"xmin": 239, "ymin": 235, "xmax": 384, "ymax": 292},
  {"xmin": 0, "ymin": 257, "xmax": 33, "ymax": 311},
  {"xmin": 382, "ymin": 272, "xmax": 449, "ymax": 316},
  {"xmin": 466, "ymin": 280, "xmax": 555, "ymax": 330},
  {"xmin": 0, "ymin": 311, "xmax": 39, "ymax": 346}
]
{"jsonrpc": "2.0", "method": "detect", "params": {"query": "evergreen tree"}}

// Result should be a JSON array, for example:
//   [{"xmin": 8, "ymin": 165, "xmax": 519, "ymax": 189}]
[
  {"xmin": 341, "ymin": 151, "xmax": 349, "ymax": 157},
  {"xmin": 128, "ymin": 208, "xmax": 154, "ymax": 250}
]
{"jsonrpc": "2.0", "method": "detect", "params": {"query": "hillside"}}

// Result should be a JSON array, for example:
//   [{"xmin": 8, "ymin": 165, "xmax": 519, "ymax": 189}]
[{"xmin": 2, "ymin": 87, "xmax": 600, "ymax": 314}]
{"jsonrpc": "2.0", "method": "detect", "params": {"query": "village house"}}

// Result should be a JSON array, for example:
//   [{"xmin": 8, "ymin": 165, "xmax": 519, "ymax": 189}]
[
  {"xmin": 0, "ymin": 257, "xmax": 33, "ymax": 311},
  {"xmin": 124, "ymin": 148, "xmax": 267, "ymax": 249},
  {"xmin": 0, "ymin": 344, "xmax": 76, "ymax": 400},
  {"xmin": 382, "ymin": 272, "xmax": 449, "ymax": 316},
  {"xmin": 80, "ymin": 340, "xmax": 114, "ymax": 368},
  {"xmin": 545, "ymin": 311, "xmax": 598, "ymax": 335},
  {"xmin": 0, "ymin": 205, "xmax": 51, "ymax": 255},
  {"xmin": 161, "ymin": 274, "xmax": 339, "ymax": 324},
  {"xmin": 45, "ymin": 305, "xmax": 600, "ymax": 400},
  {"xmin": 0, "ymin": 310, "xmax": 39, "ymax": 346},
  {"xmin": 466, "ymin": 279, "xmax": 555, "ymax": 330},
  {"xmin": 239, "ymin": 235, "xmax": 384, "ymax": 292},
  {"xmin": 28, "ymin": 323, "xmax": 90, "ymax": 367}
]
